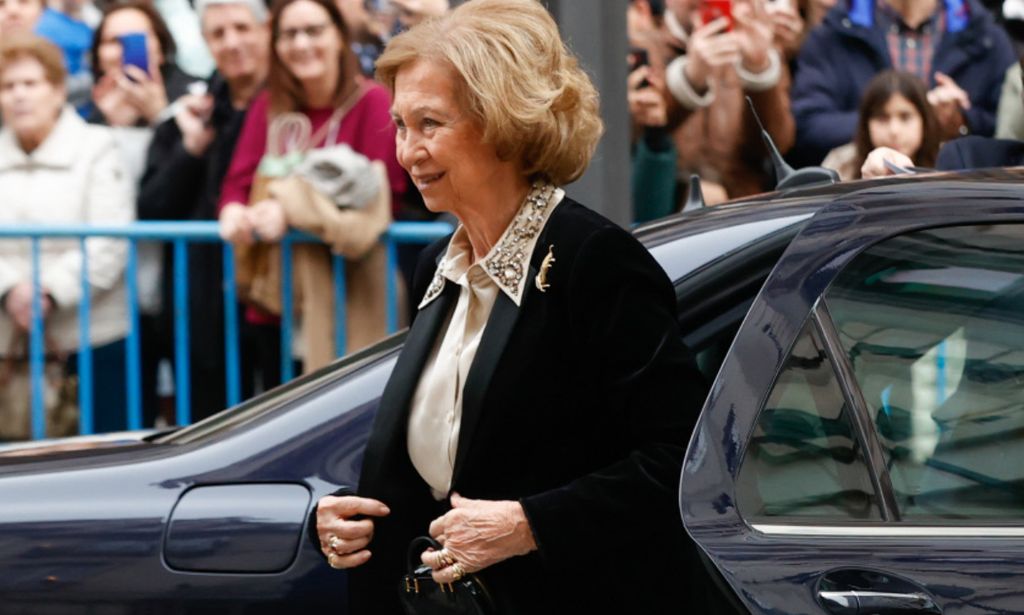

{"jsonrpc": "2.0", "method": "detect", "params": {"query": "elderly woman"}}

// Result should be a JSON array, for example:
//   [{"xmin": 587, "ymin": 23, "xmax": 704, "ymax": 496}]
[
  {"xmin": 0, "ymin": 34, "xmax": 133, "ymax": 434},
  {"xmin": 314, "ymin": 1, "xmax": 716, "ymax": 613}
]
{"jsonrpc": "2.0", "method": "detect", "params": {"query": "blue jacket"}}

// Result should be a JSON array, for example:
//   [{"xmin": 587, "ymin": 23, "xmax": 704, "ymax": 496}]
[{"xmin": 791, "ymin": 0, "xmax": 1015, "ymax": 165}]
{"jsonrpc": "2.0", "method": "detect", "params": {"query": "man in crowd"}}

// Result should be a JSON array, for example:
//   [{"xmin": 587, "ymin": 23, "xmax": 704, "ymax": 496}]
[
  {"xmin": 656, "ymin": 0, "xmax": 797, "ymax": 203},
  {"xmin": 137, "ymin": 0, "xmax": 269, "ymax": 422},
  {"xmin": 791, "ymin": 0, "xmax": 1015, "ymax": 167}
]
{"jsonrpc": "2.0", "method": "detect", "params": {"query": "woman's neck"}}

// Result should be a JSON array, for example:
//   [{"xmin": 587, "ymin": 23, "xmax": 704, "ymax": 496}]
[
  {"xmin": 303, "ymin": 63, "xmax": 341, "ymax": 108},
  {"xmin": 17, "ymin": 132, "xmax": 44, "ymax": 154},
  {"xmin": 458, "ymin": 176, "xmax": 532, "ymax": 262}
]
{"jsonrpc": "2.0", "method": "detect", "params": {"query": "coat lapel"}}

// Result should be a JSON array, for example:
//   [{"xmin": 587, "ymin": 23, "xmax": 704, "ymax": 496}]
[
  {"xmin": 450, "ymin": 263, "xmax": 538, "ymax": 485},
  {"xmin": 359, "ymin": 281, "xmax": 457, "ymax": 493}
]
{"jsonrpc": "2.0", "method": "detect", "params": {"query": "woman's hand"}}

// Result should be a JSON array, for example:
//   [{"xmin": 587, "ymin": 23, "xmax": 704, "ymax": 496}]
[
  {"xmin": 767, "ymin": 1, "xmax": 804, "ymax": 59},
  {"xmin": 249, "ymin": 199, "xmax": 288, "ymax": 242},
  {"xmin": 421, "ymin": 493, "xmax": 537, "ymax": 584},
  {"xmin": 93, "ymin": 74, "xmax": 142, "ymax": 127},
  {"xmin": 3, "ymin": 281, "xmax": 52, "ymax": 330},
  {"xmin": 733, "ymin": 0, "xmax": 774, "ymax": 73},
  {"xmin": 628, "ymin": 66, "xmax": 668, "ymax": 127},
  {"xmin": 118, "ymin": 65, "xmax": 169, "ymax": 126},
  {"xmin": 316, "ymin": 495, "xmax": 390, "ymax": 569},
  {"xmin": 218, "ymin": 203, "xmax": 255, "ymax": 245},
  {"xmin": 684, "ymin": 16, "xmax": 740, "ymax": 93}
]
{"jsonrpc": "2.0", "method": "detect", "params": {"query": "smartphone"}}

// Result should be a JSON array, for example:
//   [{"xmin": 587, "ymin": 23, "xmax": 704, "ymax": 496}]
[
  {"xmin": 700, "ymin": 0, "xmax": 733, "ymax": 30},
  {"xmin": 118, "ymin": 32, "xmax": 149, "ymax": 78}
]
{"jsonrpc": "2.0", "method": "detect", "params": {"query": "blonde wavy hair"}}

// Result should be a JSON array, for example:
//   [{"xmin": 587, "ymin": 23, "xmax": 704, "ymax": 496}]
[{"xmin": 375, "ymin": 0, "xmax": 603, "ymax": 185}]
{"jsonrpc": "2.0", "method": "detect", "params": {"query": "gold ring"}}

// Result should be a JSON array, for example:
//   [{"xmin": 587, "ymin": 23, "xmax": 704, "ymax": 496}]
[
  {"xmin": 439, "ymin": 548, "xmax": 454, "ymax": 567},
  {"xmin": 328, "ymin": 535, "xmax": 341, "ymax": 551},
  {"xmin": 328, "ymin": 553, "xmax": 343, "ymax": 569},
  {"xmin": 450, "ymin": 562, "xmax": 465, "ymax": 582}
]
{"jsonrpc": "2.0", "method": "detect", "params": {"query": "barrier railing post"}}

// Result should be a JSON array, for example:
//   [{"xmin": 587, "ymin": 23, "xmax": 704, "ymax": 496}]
[
  {"xmin": 280, "ymin": 238, "xmax": 294, "ymax": 383},
  {"xmin": 222, "ymin": 243, "xmax": 241, "ymax": 407},
  {"xmin": 29, "ymin": 239, "xmax": 45, "ymax": 440},
  {"xmin": 385, "ymin": 238, "xmax": 398, "ymax": 334},
  {"xmin": 125, "ymin": 240, "xmax": 142, "ymax": 431},
  {"xmin": 332, "ymin": 254, "xmax": 346, "ymax": 357},
  {"xmin": 0, "ymin": 221, "xmax": 455, "ymax": 440},
  {"xmin": 173, "ymin": 240, "xmax": 191, "ymax": 426},
  {"xmin": 78, "ymin": 238, "xmax": 93, "ymax": 435}
]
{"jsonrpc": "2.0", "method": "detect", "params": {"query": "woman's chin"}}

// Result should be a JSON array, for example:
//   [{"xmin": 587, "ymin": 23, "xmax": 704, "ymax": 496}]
[{"xmin": 290, "ymin": 66, "xmax": 327, "ymax": 83}]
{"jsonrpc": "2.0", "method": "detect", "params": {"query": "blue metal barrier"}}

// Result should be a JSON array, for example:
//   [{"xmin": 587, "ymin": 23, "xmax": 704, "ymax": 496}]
[{"xmin": 0, "ymin": 221, "xmax": 453, "ymax": 440}]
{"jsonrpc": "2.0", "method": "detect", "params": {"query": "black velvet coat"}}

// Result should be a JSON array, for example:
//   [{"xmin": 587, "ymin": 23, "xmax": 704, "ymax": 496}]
[{"xmin": 351, "ymin": 198, "xmax": 719, "ymax": 614}]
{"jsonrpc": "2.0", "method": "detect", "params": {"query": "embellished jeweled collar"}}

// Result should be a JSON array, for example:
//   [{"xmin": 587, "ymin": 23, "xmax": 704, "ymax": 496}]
[{"xmin": 419, "ymin": 182, "xmax": 563, "ymax": 309}]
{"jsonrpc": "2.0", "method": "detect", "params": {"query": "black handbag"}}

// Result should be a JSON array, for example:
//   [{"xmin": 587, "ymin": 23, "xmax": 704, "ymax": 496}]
[{"xmin": 398, "ymin": 536, "xmax": 496, "ymax": 615}]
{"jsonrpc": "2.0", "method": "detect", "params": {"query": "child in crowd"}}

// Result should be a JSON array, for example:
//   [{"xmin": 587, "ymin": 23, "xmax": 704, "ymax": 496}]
[{"xmin": 824, "ymin": 70, "xmax": 940, "ymax": 180}]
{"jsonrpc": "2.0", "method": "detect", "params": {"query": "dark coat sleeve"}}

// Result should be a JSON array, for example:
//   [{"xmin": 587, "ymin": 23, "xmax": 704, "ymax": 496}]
[
  {"xmin": 518, "ymin": 226, "xmax": 707, "ymax": 569},
  {"xmin": 791, "ymin": 29, "xmax": 859, "ymax": 163},
  {"xmin": 959, "ymin": 23, "xmax": 1015, "ymax": 138},
  {"xmin": 935, "ymin": 138, "xmax": 968, "ymax": 171},
  {"xmin": 138, "ymin": 120, "xmax": 206, "ymax": 220}
]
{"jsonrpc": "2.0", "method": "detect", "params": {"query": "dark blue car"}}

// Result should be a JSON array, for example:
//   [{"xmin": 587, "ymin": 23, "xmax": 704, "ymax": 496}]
[
  {"xmin": 2, "ymin": 170, "xmax": 1021, "ymax": 613},
  {"xmin": 683, "ymin": 169, "xmax": 1024, "ymax": 614}
]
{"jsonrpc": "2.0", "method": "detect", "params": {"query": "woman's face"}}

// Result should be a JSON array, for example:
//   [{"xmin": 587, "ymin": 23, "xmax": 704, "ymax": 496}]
[
  {"xmin": 868, "ymin": 93, "xmax": 924, "ymax": 159},
  {"xmin": 392, "ymin": 59, "xmax": 516, "ymax": 216},
  {"xmin": 0, "ymin": 57, "xmax": 64, "ymax": 148},
  {"xmin": 275, "ymin": 0, "xmax": 343, "ymax": 85},
  {"xmin": 96, "ymin": 8, "xmax": 164, "ymax": 77}
]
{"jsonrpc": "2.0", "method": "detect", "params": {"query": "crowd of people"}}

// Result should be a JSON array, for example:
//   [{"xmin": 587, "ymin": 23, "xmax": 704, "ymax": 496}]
[
  {"xmin": 0, "ymin": 0, "xmax": 449, "ymax": 438},
  {"xmin": 627, "ymin": 0, "xmax": 1024, "ymax": 218},
  {"xmin": 2, "ymin": 0, "xmax": 1024, "ymax": 438}
]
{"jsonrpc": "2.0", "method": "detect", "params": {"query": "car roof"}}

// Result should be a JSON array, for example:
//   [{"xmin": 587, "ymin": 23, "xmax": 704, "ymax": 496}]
[{"xmin": 637, "ymin": 167, "xmax": 1024, "ymax": 246}]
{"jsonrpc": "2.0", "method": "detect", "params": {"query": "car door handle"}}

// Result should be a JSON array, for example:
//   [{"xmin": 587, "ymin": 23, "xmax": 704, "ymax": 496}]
[{"xmin": 819, "ymin": 590, "xmax": 942, "ymax": 614}]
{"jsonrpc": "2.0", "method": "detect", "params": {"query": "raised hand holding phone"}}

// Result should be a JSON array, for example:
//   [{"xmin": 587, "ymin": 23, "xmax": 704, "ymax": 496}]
[
  {"xmin": 118, "ymin": 33, "xmax": 150, "ymax": 79},
  {"xmin": 117, "ymin": 64, "xmax": 168, "ymax": 125},
  {"xmin": 700, "ymin": 0, "xmax": 733, "ymax": 31},
  {"xmin": 685, "ymin": 10, "xmax": 740, "ymax": 93}
]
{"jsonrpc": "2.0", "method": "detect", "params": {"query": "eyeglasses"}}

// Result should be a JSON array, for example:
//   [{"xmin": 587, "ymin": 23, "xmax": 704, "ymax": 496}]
[{"xmin": 278, "ymin": 22, "xmax": 331, "ymax": 42}]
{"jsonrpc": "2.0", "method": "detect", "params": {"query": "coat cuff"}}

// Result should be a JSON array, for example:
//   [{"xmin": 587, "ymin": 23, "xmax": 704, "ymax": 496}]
[
  {"xmin": 41, "ymin": 269, "xmax": 80, "ymax": 309},
  {"xmin": 666, "ymin": 56, "xmax": 715, "ymax": 110},
  {"xmin": 735, "ymin": 48, "xmax": 782, "ymax": 93}
]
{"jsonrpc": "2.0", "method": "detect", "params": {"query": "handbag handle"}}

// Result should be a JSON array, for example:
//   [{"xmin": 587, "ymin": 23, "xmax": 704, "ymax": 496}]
[{"xmin": 406, "ymin": 535, "xmax": 443, "ymax": 577}]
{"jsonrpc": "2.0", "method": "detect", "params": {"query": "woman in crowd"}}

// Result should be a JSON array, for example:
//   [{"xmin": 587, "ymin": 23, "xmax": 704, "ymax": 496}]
[
  {"xmin": 218, "ymin": 0, "xmax": 406, "ymax": 374},
  {"xmin": 824, "ymin": 70, "xmax": 940, "ymax": 180},
  {"xmin": 313, "ymin": 1, "xmax": 721, "ymax": 613},
  {"xmin": 0, "ymin": 0, "xmax": 94, "ymax": 110},
  {"xmin": 0, "ymin": 34, "xmax": 133, "ymax": 434},
  {"xmin": 89, "ymin": 1, "xmax": 194, "ymax": 132},
  {"xmin": 90, "ymin": 1, "xmax": 196, "ymax": 426}
]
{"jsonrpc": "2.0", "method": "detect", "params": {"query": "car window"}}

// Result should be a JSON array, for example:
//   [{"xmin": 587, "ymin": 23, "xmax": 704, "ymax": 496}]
[
  {"xmin": 650, "ymin": 213, "xmax": 812, "ymax": 284},
  {"xmin": 826, "ymin": 224, "xmax": 1024, "ymax": 521},
  {"xmin": 736, "ymin": 320, "xmax": 882, "ymax": 521}
]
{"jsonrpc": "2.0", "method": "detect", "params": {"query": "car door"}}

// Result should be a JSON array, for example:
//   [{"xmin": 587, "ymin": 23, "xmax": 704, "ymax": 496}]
[{"xmin": 682, "ymin": 185, "xmax": 1024, "ymax": 615}]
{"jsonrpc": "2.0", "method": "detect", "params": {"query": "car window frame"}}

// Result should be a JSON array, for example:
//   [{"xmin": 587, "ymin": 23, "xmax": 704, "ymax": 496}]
[{"xmin": 746, "ymin": 221, "xmax": 1024, "ymax": 537}]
